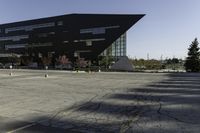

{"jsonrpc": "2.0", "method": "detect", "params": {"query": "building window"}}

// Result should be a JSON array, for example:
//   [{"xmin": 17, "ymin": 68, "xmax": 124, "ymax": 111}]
[
  {"xmin": 5, "ymin": 22, "xmax": 55, "ymax": 33},
  {"xmin": 57, "ymin": 21, "xmax": 63, "ymax": 26},
  {"xmin": 5, "ymin": 43, "xmax": 27, "ymax": 50},
  {"xmin": 29, "ymin": 42, "xmax": 53, "ymax": 47},
  {"xmin": 73, "ymin": 38, "xmax": 105, "ymax": 43},
  {"xmin": 80, "ymin": 25, "xmax": 120, "ymax": 35},
  {"xmin": 38, "ymin": 33, "xmax": 48, "ymax": 38},
  {"xmin": 0, "ymin": 35, "xmax": 29, "ymax": 41},
  {"xmin": 86, "ymin": 41, "xmax": 92, "ymax": 46},
  {"xmin": 80, "ymin": 27, "xmax": 105, "ymax": 35}
]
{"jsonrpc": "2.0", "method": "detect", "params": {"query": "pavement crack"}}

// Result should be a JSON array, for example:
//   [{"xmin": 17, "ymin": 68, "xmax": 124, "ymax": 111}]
[{"xmin": 47, "ymin": 94, "xmax": 99, "ymax": 126}]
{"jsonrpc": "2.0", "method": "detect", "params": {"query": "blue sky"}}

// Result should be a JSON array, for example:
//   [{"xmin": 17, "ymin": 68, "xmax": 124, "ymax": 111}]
[{"xmin": 0, "ymin": 0, "xmax": 200, "ymax": 59}]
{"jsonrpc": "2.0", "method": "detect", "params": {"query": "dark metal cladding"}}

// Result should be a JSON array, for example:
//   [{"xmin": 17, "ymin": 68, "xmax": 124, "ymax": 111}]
[{"xmin": 0, "ymin": 14, "xmax": 145, "ymax": 60}]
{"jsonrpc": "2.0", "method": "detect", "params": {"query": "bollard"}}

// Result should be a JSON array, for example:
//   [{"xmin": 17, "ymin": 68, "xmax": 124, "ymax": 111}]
[
  {"xmin": 45, "ymin": 74, "xmax": 48, "ymax": 78},
  {"xmin": 9, "ymin": 65, "xmax": 13, "ymax": 76},
  {"xmin": 98, "ymin": 67, "xmax": 101, "ymax": 72},
  {"xmin": 45, "ymin": 66, "xmax": 48, "ymax": 78},
  {"xmin": 88, "ymin": 70, "xmax": 91, "ymax": 74}
]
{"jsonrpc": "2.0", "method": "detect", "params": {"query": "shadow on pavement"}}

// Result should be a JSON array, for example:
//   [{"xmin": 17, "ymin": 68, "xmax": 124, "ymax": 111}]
[{"xmin": 2, "ymin": 73, "xmax": 200, "ymax": 133}]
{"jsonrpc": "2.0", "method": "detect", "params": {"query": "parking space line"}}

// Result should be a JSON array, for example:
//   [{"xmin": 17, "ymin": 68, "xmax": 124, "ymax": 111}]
[{"xmin": 7, "ymin": 123, "xmax": 36, "ymax": 133}]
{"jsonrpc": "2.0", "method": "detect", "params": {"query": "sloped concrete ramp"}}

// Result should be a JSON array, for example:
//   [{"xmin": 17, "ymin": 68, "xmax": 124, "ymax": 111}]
[{"xmin": 110, "ymin": 56, "xmax": 134, "ymax": 71}]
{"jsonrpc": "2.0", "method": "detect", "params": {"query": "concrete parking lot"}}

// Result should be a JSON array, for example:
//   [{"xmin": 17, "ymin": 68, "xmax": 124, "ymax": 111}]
[{"xmin": 0, "ymin": 69, "xmax": 200, "ymax": 133}]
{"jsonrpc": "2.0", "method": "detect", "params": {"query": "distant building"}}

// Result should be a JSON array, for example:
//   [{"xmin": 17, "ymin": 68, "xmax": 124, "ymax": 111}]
[{"xmin": 0, "ymin": 14, "xmax": 144, "ymax": 69}]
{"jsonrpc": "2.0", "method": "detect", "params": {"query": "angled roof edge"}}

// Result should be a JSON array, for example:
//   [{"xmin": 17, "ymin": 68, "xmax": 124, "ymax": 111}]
[{"xmin": 0, "ymin": 13, "xmax": 145, "ymax": 27}]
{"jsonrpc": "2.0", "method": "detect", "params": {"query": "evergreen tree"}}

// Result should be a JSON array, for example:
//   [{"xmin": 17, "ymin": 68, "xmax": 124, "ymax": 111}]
[{"xmin": 185, "ymin": 38, "xmax": 200, "ymax": 72}]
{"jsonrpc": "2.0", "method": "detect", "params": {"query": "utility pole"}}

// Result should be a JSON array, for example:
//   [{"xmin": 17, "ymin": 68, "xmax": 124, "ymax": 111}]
[
  {"xmin": 160, "ymin": 54, "xmax": 163, "ymax": 61},
  {"xmin": 160, "ymin": 54, "xmax": 163, "ymax": 63}
]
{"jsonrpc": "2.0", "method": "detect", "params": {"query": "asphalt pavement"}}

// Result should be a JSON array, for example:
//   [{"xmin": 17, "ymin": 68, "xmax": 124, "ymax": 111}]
[{"xmin": 0, "ymin": 69, "xmax": 199, "ymax": 133}]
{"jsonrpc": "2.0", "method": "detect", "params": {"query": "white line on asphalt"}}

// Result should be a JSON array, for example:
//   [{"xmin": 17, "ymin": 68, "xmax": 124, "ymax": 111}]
[{"xmin": 6, "ymin": 123, "xmax": 36, "ymax": 133}]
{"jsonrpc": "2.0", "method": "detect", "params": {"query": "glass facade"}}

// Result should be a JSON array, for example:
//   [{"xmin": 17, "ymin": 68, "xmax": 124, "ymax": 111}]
[{"xmin": 101, "ymin": 33, "xmax": 126, "ymax": 57}]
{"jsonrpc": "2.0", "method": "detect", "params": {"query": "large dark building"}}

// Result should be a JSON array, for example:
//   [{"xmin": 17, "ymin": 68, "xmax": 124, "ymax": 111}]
[{"xmin": 0, "ymin": 14, "xmax": 144, "ymax": 69}]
